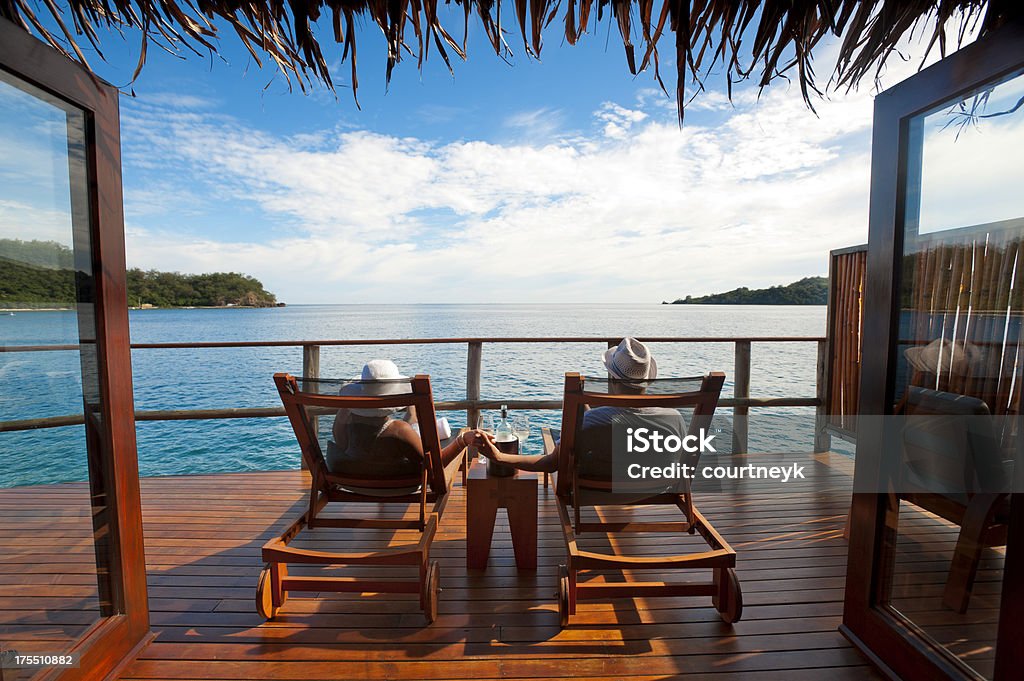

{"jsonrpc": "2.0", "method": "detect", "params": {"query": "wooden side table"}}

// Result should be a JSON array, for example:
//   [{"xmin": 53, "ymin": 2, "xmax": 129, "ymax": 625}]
[{"xmin": 466, "ymin": 459, "xmax": 538, "ymax": 570}]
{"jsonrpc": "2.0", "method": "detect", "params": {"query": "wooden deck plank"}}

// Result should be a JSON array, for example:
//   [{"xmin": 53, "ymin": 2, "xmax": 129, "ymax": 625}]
[
  {"xmin": 119, "ymin": 453, "xmax": 882, "ymax": 680},
  {"xmin": 1, "ymin": 452, "xmax": 894, "ymax": 680}
]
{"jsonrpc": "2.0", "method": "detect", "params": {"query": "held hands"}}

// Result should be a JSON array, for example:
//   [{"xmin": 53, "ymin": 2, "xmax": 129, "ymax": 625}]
[
  {"xmin": 461, "ymin": 429, "xmax": 493, "ymax": 451},
  {"xmin": 473, "ymin": 432, "xmax": 501, "ymax": 461}
]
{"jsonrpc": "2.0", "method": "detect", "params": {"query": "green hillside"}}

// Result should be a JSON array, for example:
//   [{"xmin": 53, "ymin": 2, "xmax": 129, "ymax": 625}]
[
  {"xmin": 0, "ymin": 256, "xmax": 76, "ymax": 305},
  {"xmin": 0, "ymin": 239, "xmax": 76, "ymax": 269},
  {"xmin": 666, "ymin": 276, "xmax": 827, "ymax": 305},
  {"xmin": 124, "ymin": 269, "xmax": 279, "ymax": 308},
  {"xmin": 1, "ymin": 239, "xmax": 279, "ymax": 308}
]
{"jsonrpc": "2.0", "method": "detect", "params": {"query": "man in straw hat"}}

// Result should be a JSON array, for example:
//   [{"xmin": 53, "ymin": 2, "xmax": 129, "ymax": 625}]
[
  {"xmin": 328, "ymin": 360, "xmax": 488, "ymax": 486},
  {"xmin": 477, "ymin": 338, "xmax": 686, "ymax": 473}
]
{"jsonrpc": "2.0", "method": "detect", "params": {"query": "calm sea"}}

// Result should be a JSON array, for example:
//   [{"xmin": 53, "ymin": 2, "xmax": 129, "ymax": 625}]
[{"xmin": 0, "ymin": 304, "xmax": 837, "ymax": 487}]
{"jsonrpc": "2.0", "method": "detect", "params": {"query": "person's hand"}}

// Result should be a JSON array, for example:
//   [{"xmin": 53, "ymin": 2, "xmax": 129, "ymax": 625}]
[
  {"xmin": 461, "ymin": 429, "xmax": 490, "ymax": 450},
  {"xmin": 476, "ymin": 433, "xmax": 501, "ymax": 461},
  {"xmin": 459, "ymin": 429, "xmax": 478, "ymax": 449}
]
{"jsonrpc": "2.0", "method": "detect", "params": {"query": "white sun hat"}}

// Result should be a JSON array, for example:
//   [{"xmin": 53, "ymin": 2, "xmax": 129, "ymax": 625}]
[
  {"xmin": 603, "ymin": 337, "xmax": 658, "ymax": 382},
  {"xmin": 904, "ymin": 338, "xmax": 983, "ymax": 378},
  {"xmin": 342, "ymin": 359, "xmax": 410, "ymax": 417}
]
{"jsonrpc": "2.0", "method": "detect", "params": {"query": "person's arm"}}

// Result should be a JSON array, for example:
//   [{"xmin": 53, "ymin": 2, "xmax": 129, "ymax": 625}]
[
  {"xmin": 389, "ymin": 424, "xmax": 486, "ymax": 462},
  {"xmin": 442, "ymin": 429, "xmax": 488, "ymax": 458},
  {"xmin": 477, "ymin": 435, "xmax": 559, "ymax": 473},
  {"xmin": 440, "ymin": 430, "xmax": 468, "ymax": 460}
]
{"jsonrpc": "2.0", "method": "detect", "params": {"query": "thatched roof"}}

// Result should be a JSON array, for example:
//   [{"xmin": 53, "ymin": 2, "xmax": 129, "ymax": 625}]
[{"xmin": 3, "ymin": 0, "xmax": 1021, "ymax": 118}]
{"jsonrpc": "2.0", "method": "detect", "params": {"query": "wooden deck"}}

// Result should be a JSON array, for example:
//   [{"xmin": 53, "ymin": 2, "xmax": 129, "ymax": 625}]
[
  {"xmin": 2, "ymin": 452, "xmax": 891, "ymax": 680},
  {"xmin": 889, "ymin": 501, "xmax": 1005, "ymax": 679}
]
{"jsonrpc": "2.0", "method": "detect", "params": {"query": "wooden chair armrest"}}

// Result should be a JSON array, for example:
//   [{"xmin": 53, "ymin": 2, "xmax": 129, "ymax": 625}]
[
  {"xmin": 541, "ymin": 427, "xmax": 560, "ymax": 489},
  {"xmin": 542, "ymin": 427, "xmax": 560, "ymax": 456}
]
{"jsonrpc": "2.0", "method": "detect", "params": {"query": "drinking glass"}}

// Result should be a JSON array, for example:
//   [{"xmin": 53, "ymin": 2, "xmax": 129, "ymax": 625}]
[
  {"xmin": 475, "ymin": 413, "xmax": 494, "ymax": 462},
  {"xmin": 514, "ymin": 415, "xmax": 531, "ymax": 444},
  {"xmin": 476, "ymin": 413, "xmax": 494, "ymax": 434}
]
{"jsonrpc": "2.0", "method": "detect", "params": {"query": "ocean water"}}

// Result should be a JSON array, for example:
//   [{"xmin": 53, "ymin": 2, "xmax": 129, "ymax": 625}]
[{"xmin": 0, "ymin": 304, "xmax": 833, "ymax": 487}]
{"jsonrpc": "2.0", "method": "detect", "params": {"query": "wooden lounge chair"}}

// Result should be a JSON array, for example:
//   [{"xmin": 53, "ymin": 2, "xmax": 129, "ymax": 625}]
[
  {"xmin": 258, "ymin": 372, "xmax": 467, "ymax": 624},
  {"xmin": 898, "ymin": 386, "xmax": 1011, "ymax": 613},
  {"xmin": 546, "ymin": 371, "xmax": 740, "ymax": 628}
]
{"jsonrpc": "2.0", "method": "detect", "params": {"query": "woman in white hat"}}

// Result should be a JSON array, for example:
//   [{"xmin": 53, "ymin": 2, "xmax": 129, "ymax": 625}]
[
  {"xmin": 329, "ymin": 360, "xmax": 487, "ymax": 482},
  {"xmin": 477, "ymin": 337, "xmax": 685, "ymax": 473}
]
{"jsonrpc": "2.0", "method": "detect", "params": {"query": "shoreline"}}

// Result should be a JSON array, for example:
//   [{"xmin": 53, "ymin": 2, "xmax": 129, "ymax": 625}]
[
  {"xmin": 1, "ymin": 305, "xmax": 284, "ymax": 312},
  {"xmin": 1, "ymin": 302, "xmax": 827, "ymax": 312}
]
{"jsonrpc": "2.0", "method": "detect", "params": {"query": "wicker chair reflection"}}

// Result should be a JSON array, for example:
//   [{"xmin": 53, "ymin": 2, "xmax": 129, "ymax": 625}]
[{"xmin": 257, "ymin": 372, "xmax": 467, "ymax": 624}]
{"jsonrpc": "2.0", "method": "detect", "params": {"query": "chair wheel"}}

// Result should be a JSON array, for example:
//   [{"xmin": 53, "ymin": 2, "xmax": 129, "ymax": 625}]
[
  {"xmin": 558, "ymin": 564, "xmax": 570, "ymax": 629},
  {"xmin": 256, "ymin": 565, "xmax": 278, "ymax": 620},
  {"xmin": 715, "ymin": 567, "xmax": 743, "ymax": 624},
  {"xmin": 423, "ymin": 561, "xmax": 441, "ymax": 624}
]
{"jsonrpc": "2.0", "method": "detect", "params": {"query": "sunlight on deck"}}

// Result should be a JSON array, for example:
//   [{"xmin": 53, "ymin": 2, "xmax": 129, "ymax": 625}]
[{"xmin": 2, "ymin": 452, "xmax": 888, "ymax": 680}]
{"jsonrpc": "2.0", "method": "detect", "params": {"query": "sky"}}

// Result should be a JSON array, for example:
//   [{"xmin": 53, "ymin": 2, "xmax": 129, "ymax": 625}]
[{"xmin": 0, "ymin": 7, "xmax": 1001, "ymax": 304}]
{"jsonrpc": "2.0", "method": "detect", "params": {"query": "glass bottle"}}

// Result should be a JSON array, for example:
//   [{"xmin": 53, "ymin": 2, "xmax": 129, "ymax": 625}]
[{"xmin": 495, "ymin": 404, "xmax": 515, "ymax": 443}]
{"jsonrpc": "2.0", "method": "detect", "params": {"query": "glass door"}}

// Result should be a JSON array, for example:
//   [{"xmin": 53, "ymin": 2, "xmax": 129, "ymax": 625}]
[
  {"xmin": 0, "ymin": 18, "xmax": 148, "ymax": 680},
  {"xmin": 844, "ymin": 21, "xmax": 1024, "ymax": 681},
  {"xmin": 884, "ymin": 68, "xmax": 1023, "ymax": 681}
]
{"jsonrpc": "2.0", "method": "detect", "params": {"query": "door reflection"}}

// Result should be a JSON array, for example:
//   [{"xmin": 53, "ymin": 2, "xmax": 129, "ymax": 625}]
[
  {"xmin": 0, "ymin": 70, "xmax": 114, "ymax": 674},
  {"xmin": 882, "ymin": 68, "xmax": 1024, "ymax": 680}
]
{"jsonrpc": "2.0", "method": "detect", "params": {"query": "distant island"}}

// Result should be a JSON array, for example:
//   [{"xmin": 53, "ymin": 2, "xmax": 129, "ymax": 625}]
[
  {"xmin": 665, "ymin": 276, "xmax": 827, "ymax": 305},
  {"xmin": 1, "ymin": 239, "xmax": 281, "ymax": 309}
]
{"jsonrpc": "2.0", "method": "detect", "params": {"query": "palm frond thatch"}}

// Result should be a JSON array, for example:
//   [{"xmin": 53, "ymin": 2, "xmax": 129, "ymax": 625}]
[{"xmin": 1, "ymin": 0, "xmax": 1020, "ymax": 119}]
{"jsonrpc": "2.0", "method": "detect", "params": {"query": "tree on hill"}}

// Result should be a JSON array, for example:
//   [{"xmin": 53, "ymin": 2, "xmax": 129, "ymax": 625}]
[
  {"xmin": 0, "ymin": 257, "xmax": 76, "ymax": 304},
  {"xmin": 125, "ymin": 269, "xmax": 277, "ymax": 307},
  {"xmin": 0, "ymin": 238, "xmax": 75, "ymax": 270},
  {"xmin": 1, "ymin": 239, "xmax": 279, "ymax": 308},
  {"xmin": 667, "ymin": 277, "xmax": 828, "ymax": 305}
]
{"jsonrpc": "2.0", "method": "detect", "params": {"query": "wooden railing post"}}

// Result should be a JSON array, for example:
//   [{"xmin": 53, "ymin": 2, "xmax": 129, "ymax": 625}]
[
  {"xmin": 301, "ymin": 344, "xmax": 320, "ymax": 471},
  {"xmin": 732, "ymin": 341, "xmax": 751, "ymax": 454},
  {"xmin": 466, "ymin": 342, "xmax": 482, "ymax": 429},
  {"xmin": 302, "ymin": 344, "xmax": 321, "ymax": 380},
  {"xmin": 814, "ymin": 339, "xmax": 832, "ymax": 453}
]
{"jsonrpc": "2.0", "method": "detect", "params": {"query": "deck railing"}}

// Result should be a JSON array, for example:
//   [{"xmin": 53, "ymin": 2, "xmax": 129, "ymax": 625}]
[{"xmin": 0, "ymin": 336, "xmax": 830, "ymax": 453}]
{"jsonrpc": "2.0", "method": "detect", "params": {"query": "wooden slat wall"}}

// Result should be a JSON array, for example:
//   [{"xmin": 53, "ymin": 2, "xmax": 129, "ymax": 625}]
[
  {"xmin": 825, "ymin": 223, "xmax": 1023, "ymax": 439},
  {"xmin": 826, "ymin": 247, "xmax": 867, "ymax": 437},
  {"xmin": 905, "ymin": 225, "xmax": 1023, "ymax": 421}
]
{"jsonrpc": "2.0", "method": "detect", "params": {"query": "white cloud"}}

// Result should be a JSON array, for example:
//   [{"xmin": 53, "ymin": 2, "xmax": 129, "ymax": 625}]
[
  {"xmin": 0, "ymin": 80, "xmax": 75, "ymax": 245},
  {"xmin": 917, "ymin": 75, "xmax": 1024, "ymax": 233},
  {"xmin": 140, "ymin": 92, "xmax": 219, "ymax": 110},
  {"xmin": 109, "ymin": 20, "xmax": 1001, "ymax": 305},
  {"xmin": 0, "ymin": 199, "xmax": 72, "ymax": 244},
  {"xmin": 116, "ymin": 74, "xmax": 889, "ymax": 304},
  {"xmin": 502, "ymin": 107, "xmax": 568, "ymax": 143},
  {"xmin": 596, "ymin": 103, "xmax": 648, "ymax": 139}
]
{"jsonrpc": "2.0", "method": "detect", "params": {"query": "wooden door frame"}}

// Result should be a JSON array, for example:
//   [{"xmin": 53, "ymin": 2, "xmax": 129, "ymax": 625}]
[
  {"xmin": 0, "ymin": 18, "xmax": 150, "ymax": 681},
  {"xmin": 842, "ymin": 19, "xmax": 1024, "ymax": 681}
]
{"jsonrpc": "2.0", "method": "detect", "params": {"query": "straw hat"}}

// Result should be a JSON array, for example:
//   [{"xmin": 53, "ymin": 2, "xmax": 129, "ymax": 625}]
[
  {"xmin": 904, "ymin": 339, "xmax": 982, "ymax": 377},
  {"xmin": 342, "ymin": 360, "xmax": 410, "ymax": 417},
  {"xmin": 603, "ymin": 337, "xmax": 658, "ymax": 382}
]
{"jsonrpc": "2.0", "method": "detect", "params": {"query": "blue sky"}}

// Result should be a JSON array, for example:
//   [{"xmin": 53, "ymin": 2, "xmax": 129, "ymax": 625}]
[{"xmin": 0, "ymin": 9, "xmax": 991, "ymax": 303}]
